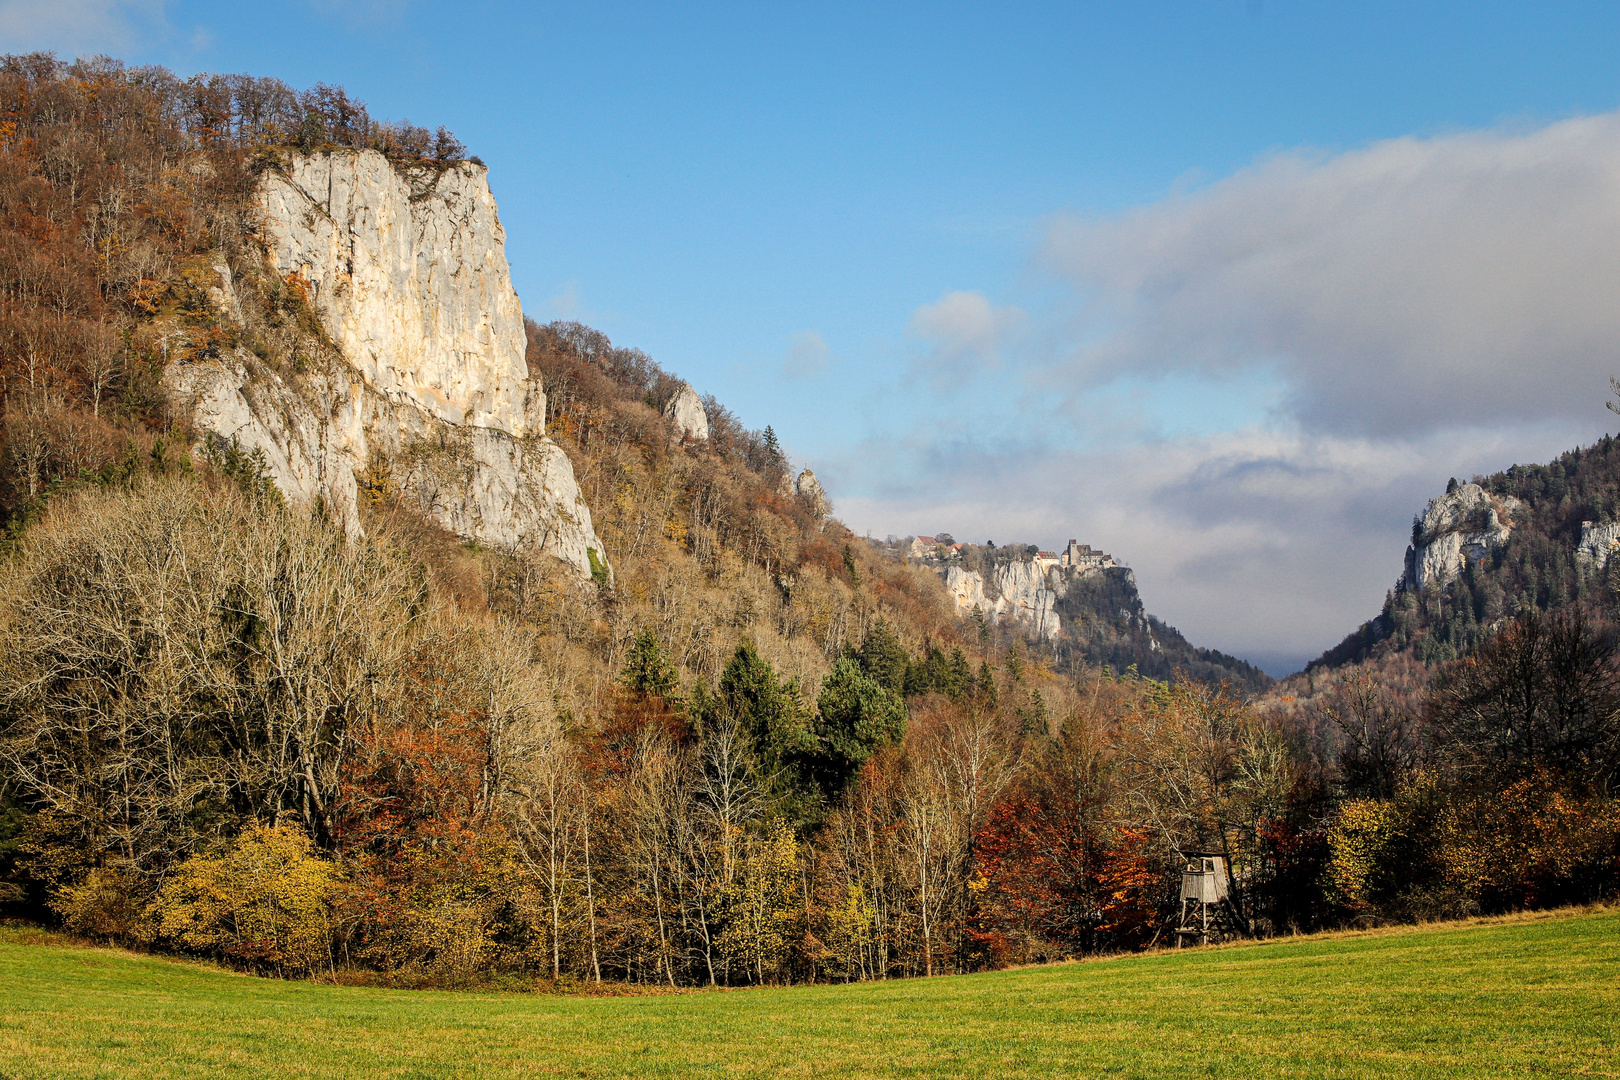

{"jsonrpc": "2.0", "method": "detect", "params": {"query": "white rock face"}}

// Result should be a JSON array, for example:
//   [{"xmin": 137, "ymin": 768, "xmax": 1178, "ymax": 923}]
[
  {"xmin": 794, "ymin": 468, "xmax": 829, "ymax": 516},
  {"xmin": 1404, "ymin": 483, "xmax": 1521, "ymax": 591},
  {"xmin": 663, "ymin": 383, "xmax": 708, "ymax": 442},
  {"xmin": 166, "ymin": 150, "xmax": 605, "ymax": 579},
  {"xmin": 167, "ymin": 355, "xmax": 362, "ymax": 533},
  {"xmin": 258, "ymin": 151, "xmax": 539, "ymax": 434},
  {"xmin": 1577, "ymin": 519, "xmax": 1620, "ymax": 576},
  {"xmin": 937, "ymin": 558, "xmax": 1098, "ymax": 642},
  {"xmin": 920, "ymin": 539, "xmax": 1158, "ymax": 649}
]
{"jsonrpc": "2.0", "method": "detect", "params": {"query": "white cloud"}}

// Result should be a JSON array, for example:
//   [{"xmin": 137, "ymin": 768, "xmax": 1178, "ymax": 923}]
[
  {"xmin": 546, "ymin": 281, "xmax": 582, "ymax": 321},
  {"xmin": 0, "ymin": 0, "xmax": 167, "ymax": 53},
  {"xmin": 781, "ymin": 330, "xmax": 830, "ymax": 379},
  {"xmin": 906, "ymin": 290, "xmax": 1025, "ymax": 389},
  {"xmin": 1040, "ymin": 113, "xmax": 1620, "ymax": 437}
]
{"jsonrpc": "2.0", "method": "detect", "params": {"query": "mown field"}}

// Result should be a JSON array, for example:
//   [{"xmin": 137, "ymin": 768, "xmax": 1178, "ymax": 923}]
[{"xmin": 1, "ymin": 907, "xmax": 1616, "ymax": 1079}]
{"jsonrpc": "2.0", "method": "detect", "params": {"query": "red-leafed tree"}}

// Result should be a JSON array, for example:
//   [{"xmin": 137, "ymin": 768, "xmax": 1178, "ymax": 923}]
[
  {"xmin": 971, "ymin": 719, "xmax": 1163, "ymax": 964},
  {"xmin": 328, "ymin": 639, "xmax": 521, "ymax": 974}
]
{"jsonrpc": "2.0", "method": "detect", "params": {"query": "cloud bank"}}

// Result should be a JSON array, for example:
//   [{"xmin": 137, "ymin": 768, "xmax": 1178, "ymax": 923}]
[
  {"xmin": 832, "ymin": 114, "xmax": 1620, "ymax": 674},
  {"xmin": 781, "ymin": 330, "xmax": 831, "ymax": 379},
  {"xmin": 1042, "ymin": 113, "xmax": 1620, "ymax": 437},
  {"xmin": 906, "ymin": 290, "xmax": 1025, "ymax": 389}
]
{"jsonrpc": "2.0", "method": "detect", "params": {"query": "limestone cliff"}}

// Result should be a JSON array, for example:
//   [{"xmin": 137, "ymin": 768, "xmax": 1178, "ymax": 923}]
[
  {"xmin": 1576, "ymin": 519, "xmax": 1620, "ymax": 576},
  {"xmin": 918, "ymin": 540, "xmax": 1140, "ymax": 645},
  {"xmin": 1309, "ymin": 440, "xmax": 1620, "ymax": 672},
  {"xmin": 664, "ymin": 383, "xmax": 709, "ymax": 442},
  {"xmin": 794, "ymin": 469, "xmax": 829, "ymax": 517},
  {"xmin": 940, "ymin": 560, "xmax": 1066, "ymax": 642},
  {"xmin": 898, "ymin": 534, "xmax": 1267, "ymax": 688},
  {"xmin": 165, "ymin": 150, "xmax": 606, "ymax": 578},
  {"xmin": 1403, "ymin": 483, "xmax": 1522, "ymax": 591}
]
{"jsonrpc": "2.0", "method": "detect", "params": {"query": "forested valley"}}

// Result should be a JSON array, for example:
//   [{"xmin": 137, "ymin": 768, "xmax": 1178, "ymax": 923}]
[{"xmin": 0, "ymin": 53, "xmax": 1616, "ymax": 990}]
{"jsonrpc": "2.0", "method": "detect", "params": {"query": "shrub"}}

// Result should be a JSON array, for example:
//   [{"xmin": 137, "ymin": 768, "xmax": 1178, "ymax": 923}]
[
  {"xmin": 53, "ymin": 867, "xmax": 147, "ymax": 940},
  {"xmin": 1434, "ymin": 773, "xmax": 1619, "ymax": 911},
  {"xmin": 1325, "ymin": 798, "xmax": 1405, "ymax": 915},
  {"xmin": 148, "ymin": 823, "xmax": 338, "ymax": 975}
]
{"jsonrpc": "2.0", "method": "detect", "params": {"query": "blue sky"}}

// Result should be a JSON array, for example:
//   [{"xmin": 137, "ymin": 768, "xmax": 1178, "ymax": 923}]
[{"xmin": 10, "ymin": 2, "xmax": 1620, "ymax": 673}]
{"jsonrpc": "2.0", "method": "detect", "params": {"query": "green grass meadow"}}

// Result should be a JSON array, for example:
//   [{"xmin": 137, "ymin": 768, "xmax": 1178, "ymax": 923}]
[{"xmin": 2, "ymin": 907, "xmax": 1616, "ymax": 1079}]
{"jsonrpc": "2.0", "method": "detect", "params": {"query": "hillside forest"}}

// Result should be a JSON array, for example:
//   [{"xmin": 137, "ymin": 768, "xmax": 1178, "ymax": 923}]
[{"xmin": 0, "ymin": 54, "xmax": 1616, "ymax": 988}]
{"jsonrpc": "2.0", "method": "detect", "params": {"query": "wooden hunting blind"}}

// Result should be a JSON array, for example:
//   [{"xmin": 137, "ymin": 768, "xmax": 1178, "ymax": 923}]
[{"xmin": 1175, "ymin": 852, "xmax": 1237, "ymax": 946}]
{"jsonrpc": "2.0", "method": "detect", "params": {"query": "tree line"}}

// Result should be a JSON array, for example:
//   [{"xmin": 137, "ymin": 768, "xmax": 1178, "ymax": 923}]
[
  {"xmin": 6, "ymin": 468, "xmax": 1614, "ymax": 985},
  {"xmin": 0, "ymin": 473, "xmax": 1286, "ymax": 981}
]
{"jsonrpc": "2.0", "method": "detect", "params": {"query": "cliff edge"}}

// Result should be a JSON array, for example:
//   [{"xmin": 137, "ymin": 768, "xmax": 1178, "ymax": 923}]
[{"xmin": 165, "ymin": 150, "xmax": 606, "ymax": 578}]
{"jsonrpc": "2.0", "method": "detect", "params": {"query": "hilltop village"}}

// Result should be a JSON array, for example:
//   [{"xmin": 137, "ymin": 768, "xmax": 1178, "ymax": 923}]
[{"xmin": 902, "ymin": 535, "xmax": 1123, "ymax": 641}]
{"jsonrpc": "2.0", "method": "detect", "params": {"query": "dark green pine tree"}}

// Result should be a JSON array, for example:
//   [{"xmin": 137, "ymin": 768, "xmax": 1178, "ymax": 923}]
[
  {"xmin": 720, "ymin": 641, "xmax": 815, "ymax": 774},
  {"xmin": 762, "ymin": 425, "xmax": 783, "ymax": 472},
  {"xmin": 974, "ymin": 659, "xmax": 999, "ymax": 712},
  {"xmin": 620, "ymin": 628, "xmax": 681, "ymax": 702},
  {"xmin": 946, "ymin": 647, "xmax": 972, "ymax": 702},
  {"xmin": 813, "ymin": 657, "xmax": 906, "ymax": 795},
  {"xmin": 857, "ymin": 620, "xmax": 910, "ymax": 696}
]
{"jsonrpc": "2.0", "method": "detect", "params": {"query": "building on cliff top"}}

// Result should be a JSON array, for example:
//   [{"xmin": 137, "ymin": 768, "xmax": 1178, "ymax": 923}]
[
  {"xmin": 1062, "ymin": 540, "xmax": 1115, "ymax": 572},
  {"xmin": 907, "ymin": 535, "xmax": 963, "ymax": 560}
]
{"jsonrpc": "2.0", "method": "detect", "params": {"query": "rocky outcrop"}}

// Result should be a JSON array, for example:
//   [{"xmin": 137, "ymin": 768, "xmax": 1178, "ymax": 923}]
[
  {"xmin": 258, "ymin": 150, "xmax": 539, "ymax": 434},
  {"xmin": 919, "ymin": 543, "xmax": 1130, "ymax": 644},
  {"xmin": 1577, "ymin": 519, "xmax": 1620, "ymax": 576},
  {"xmin": 168, "ymin": 355, "xmax": 362, "ymax": 530},
  {"xmin": 794, "ymin": 468, "xmax": 829, "ymax": 516},
  {"xmin": 943, "ymin": 561, "xmax": 1062, "ymax": 640},
  {"xmin": 663, "ymin": 383, "xmax": 708, "ymax": 442},
  {"xmin": 896, "ymin": 533, "xmax": 1268, "ymax": 687},
  {"xmin": 1403, "ymin": 483, "xmax": 1521, "ymax": 591},
  {"xmin": 165, "ymin": 149, "xmax": 606, "ymax": 578}
]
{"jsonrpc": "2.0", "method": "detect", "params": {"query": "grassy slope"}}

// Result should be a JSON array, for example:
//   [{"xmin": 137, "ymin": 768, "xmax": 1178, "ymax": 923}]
[{"xmin": 1, "ymin": 909, "xmax": 1616, "ymax": 1079}]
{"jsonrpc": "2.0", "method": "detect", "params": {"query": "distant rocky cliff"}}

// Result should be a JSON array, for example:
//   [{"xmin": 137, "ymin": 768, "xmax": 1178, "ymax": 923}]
[
  {"xmin": 1311, "ymin": 437, "xmax": 1620, "ymax": 672},
  {"xmin": 794, "ymin": 469, "xmax": 829, "ymax": 517},
  {"xmin": 663, "ymin": 383, "xmax": 709, "ymax": 442},
  {"xmin": 1403, "ymin": 482, "xmax": 1522, "ymax": 592},
  {"xmin": 918, "ymin": 539, "xmax": 1134, "ymax": 644},
  {"xmin": 165, "ymin": 150, "xmax": 606, "ymax": 578},
  {"xmin": 900, "ymin": 535, "xmax": 1268, "ymax": 689}
]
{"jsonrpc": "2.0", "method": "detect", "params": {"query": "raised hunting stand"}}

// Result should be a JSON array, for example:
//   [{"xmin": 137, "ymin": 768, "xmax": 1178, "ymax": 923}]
[{"xmin": 1175, "ymin": 852, "xmax": 1241, "ymax": 946}]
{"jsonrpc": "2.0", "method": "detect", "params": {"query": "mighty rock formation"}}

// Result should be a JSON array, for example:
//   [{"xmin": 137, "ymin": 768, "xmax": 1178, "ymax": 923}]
[
  {"xmin": 1307, "ymin": 439, "xmax": 1620, "ymax": 673},
  {"xmin": 899, "ymin": 534, "xmax": 1268, "ymax": 688},
  {"xmin": 166, "ymin": 150, "xmax": 607, "ymax": 578},
  {"xmin": 1403, "ymin": 483, "xmax": 1522, "ymax": 592},
  {"xmin": 1577, "ymin": 519, "xmax": 1620, "ymax": 576},
  {"xmin": 663, "ymin": 383, "xmax": 709, "ymax": 442},
  {"xmin": 795, "ymin": 468, "xmax": 829, "ymax": 517},
  {"xmin": 941, "ymin": 561, "xmax": 1065, "ymax": 641},
  {"xmin": 914, "ymin": 539, "xmax": 1137, "ymax": 644}
]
